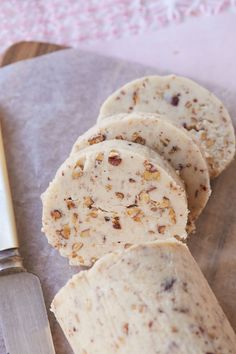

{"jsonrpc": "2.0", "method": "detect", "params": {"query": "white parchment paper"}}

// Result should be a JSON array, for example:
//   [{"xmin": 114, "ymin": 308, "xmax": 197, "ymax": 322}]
[{"xmin": 0, "ymin": 49, "xmax": 235, "ymax": 354}]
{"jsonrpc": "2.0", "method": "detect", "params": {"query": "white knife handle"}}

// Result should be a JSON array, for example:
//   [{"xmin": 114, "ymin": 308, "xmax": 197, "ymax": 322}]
[{"xmin": 0, "ymin": 122, "xmax": 19, "ymax": 251}]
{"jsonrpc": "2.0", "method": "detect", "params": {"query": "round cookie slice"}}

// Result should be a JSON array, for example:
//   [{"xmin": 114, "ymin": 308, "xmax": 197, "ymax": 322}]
[
  {"xmin": 42, "ymin": 140, "xmax": 188, "ymax": 266},
  {"xmin": 98, "ymin": 75, "xmax": 235, "ymax": 178},
  {"xmin": 71, "ymin": 112, "xmax": 211, "ymax": 225}
]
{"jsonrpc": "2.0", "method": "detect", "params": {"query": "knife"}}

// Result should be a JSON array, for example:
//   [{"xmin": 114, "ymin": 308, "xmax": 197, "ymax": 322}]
[{"xmin": 0, "ymin": 122, "xmax": 55, "ymax": 354}]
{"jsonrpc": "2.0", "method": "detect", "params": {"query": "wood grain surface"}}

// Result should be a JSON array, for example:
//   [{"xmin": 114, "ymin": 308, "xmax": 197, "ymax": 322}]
[
  {"xmin": 0, "ymin": 41, "xmax": 65, "ymax": 66},
  {"xmin": 1, "ymin": 41, "xmax": 235, "ymax": 335}
]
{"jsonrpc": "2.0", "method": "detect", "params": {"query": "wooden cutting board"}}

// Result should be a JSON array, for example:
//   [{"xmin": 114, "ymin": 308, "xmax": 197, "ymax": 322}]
[
  {"xmin": 0, "ymin": 41, "xmax": 65, "ymax": 66},
  {"xmin": 1, "ymin": 41, "xmax": 235, "ymax": 333}
]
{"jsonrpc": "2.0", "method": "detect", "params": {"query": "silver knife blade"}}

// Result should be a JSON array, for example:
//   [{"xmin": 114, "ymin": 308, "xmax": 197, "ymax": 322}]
[{"xmin": 0, "ymin": 271, "xmax": 55, "ymax": 354}]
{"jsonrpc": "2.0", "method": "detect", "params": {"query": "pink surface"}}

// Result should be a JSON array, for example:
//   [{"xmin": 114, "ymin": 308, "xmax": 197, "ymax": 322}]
[
  {"xmin": 77, "ymin": 12, "xmax": 236, "ymax": 92},
  {"xmin": 0, "ymin": 0, "xmax": 235, "ymax": 54}
]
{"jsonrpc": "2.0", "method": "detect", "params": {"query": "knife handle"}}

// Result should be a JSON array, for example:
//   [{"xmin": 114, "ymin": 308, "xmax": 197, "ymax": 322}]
[{"xmin": 0, "ymin": 122, "xmax": 19, "ymax": 251}]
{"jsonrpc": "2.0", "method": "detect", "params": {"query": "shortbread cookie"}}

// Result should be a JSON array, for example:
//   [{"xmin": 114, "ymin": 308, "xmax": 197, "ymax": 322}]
[
  {"xmin": 72, "ymin": 112, "xmax": 210, "ymax": 223},
  {"xmin": 51, "ymin": 240, "xmax": 236, "ymax": 354},
  {"xmin": 98, "ymin": 75, "xmax": 235, "ymax": 177},
  {"xmin": 42, "ymin": 140, "xmax": 188, "ymax": 266}
]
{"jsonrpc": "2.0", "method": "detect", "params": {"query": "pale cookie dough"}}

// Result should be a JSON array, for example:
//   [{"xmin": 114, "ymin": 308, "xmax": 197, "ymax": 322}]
[
  {"xmin": 98, "ymin": 75, "xmax": 235, "ymax": 177},
  {"xmin": 42, "ymin": 140, "xmax": 188, "ymax": 266},
  {"xmin": 51, "ymin": 240, "xmax": 236, "ymax": 354},
  {"xmin": 71, "ymin": 112, "xmax": 211, "ymax": 224}
]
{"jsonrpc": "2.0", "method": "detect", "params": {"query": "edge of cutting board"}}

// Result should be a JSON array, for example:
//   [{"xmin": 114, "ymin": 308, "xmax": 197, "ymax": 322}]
[{"xmin": 0, "ymin": 41, "xmax": 66, "ymax": 67}]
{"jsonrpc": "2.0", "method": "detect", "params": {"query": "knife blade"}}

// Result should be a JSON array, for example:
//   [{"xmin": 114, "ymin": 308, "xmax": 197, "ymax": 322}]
[
  {"xmin": 0, "ymin": 122, "xmax": 55, "ymax": 354},
  {"xmin": 0, "ymin": 271, "xmax": 55, "ymax": 354}
]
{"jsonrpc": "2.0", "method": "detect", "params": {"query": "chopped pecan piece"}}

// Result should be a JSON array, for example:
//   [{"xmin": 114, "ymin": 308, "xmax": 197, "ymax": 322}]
[
  {"xmin": 129, "ymin": 178, "xmax": 136, "ymax": 183},
  {"xmin": 149, "ymin": 200, "xmax": 161, "ymax": 211},
  {"xmin": 72, "ymin": 213, "xmax": 79, "ymax": 224},
  {"xmin": 80, "ymin": 229, "xmax": 90, "ymax": 238},
  {"xmin": 206, "ymin": 156, "xmax": 215, "ymax": 172},
  {"xmin": 108, "ymin": 150, "xmax": 122, "ymax": 166},
  {"xmin": 169, "ymin": 146, "xmax": 180, "ymax": 154},
  {"xmin": 123, "ymin": 323, "xmax": 129, "ymax": 335},
  {"xmin": 72, "ymin": 160, "xmax": 84, "ymax": 179},
  {"xmin": 158, "ymin": 225, "xmax": 166, "ymax": 234},
  {"xmin": 161, "ymin": 277, "xmax": 176, "ymax": 291},
  {"xmin": 124, "ymin": 243, "xmax": 132, "ymax": 249},
  {"xmin": 127, "ymin": 207, "xmax": 143, "ymax": 222},
  {"xmin": 83, "ymin": 196, "xmax": 94, "ymax": 208},
  {"xmin": 112, "ymin": 217, "xmax": 121, "ymax": 229},
  {"xmin": 137, "ymin": 190, "xmax": 150, "ymax": 203},
  {"xmin": 59, "ymin": 224, "xmax": 71, "ymax": 239},
  {"xmin": 105, "ymin": 184, "xmax": 112, "ymax": 191},
  {"xmin": 185, "ymin": 101, "xmax": 192, "ymax": 108},
  {"xmin": 200, "ymin": 132, "xmax": 207, "ymax": 141},
  {"xmin": 160, "ymin": 197, "xmax": 170, "ymax": 208},
  {"xmin": 88, "ymin": 134, "xmax": 106, "ymax": 145},
  {"xmin": 88, "ymin": 208, "xmax": 98, "ymax": 218},
  {"xmin": 171, "ymin": 95, "xmax": 180, "ymax": 106},
  {"xmin": 51, "ymin": 209, "xmax": 62, "ymax": 220},
  {"xmin": 72, "ymin": 242, "xmax": 83, "ymax": 252},
  {"xmin": 206, "ymin": 139, "xmax": 215, "ymax": 147},
  {"xmin": 115, "ymin": 192, "xmax": 124, "ymax": 199},
  {"xmin": 65, "ymin": 198, "xmax": 76, "ymax": 210},
  {"xmin": 182, "ymin": 123, "xmax": 199, "ymax": 131},
  {"xmin": 143, "ymin": 161, "xmax": 161, "ymax": 181},
  {"xmin": 132, "ymin": 132, "xmax": 146, "ymax": 145},
  {"xmin": 169, "ymin": 208, "xmax": 176, "ymax": 224},
  {"xmin": 132, "ymin": 90, "xmax": 140, "ymax": 105},
  {"xmin": 95, "ymin": 152, "xmax": 104, "ymax": 163},
  {"xmin": 148, "ymin": 321, "xmax": 153, "ymax": 329},
  {"xmin": 144, "ymin": 160, "xmax": 157, "ymax": 172},
  {"xmin": 72, "ymin": 170, "xmax": 83, "ymax": 179},
  {"xmin": 75, "ymin": 159, "xmax": 84, "ymax": 170},
  {"xmin": 160, "ymin": 139, "xmax": 168, "ymax": 147},
  {"xmin": 72, "ymin": 159, "xmax": 84, "ymax": 179},
  {"xmin": 143, "ymin": 170, "xmax": 160, "ymax": 181},
  {"xmin": 169, "ymin": 182, "xmax": 178, "ymax": 191}
]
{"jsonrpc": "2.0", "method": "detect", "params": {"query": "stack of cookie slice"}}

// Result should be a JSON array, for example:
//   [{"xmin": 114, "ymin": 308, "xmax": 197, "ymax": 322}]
[{"xmin": 42, "ymin": 75, "xmax": 236, "ymax": 353}]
